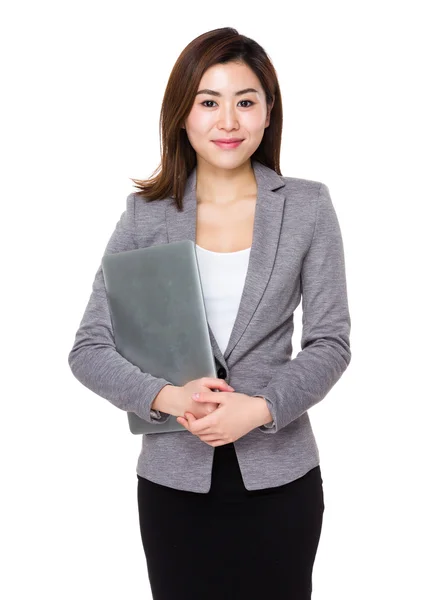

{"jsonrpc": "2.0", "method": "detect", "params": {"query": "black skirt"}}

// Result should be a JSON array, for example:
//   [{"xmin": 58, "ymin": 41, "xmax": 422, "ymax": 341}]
[{"xmin": 137, "ymin": 442, "xmax": 324, "ymax": 600}]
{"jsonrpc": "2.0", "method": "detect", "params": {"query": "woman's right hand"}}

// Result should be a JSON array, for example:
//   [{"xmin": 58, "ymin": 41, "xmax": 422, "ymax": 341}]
[{"xmin": 179, "ymin": 377, "xmax": 235, "ymax": 420}]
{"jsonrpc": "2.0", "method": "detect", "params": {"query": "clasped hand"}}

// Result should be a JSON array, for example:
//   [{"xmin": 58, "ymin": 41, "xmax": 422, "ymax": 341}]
[{"xmin": 177, "ymin": 384, "xmax": 261, "ymax": 447}]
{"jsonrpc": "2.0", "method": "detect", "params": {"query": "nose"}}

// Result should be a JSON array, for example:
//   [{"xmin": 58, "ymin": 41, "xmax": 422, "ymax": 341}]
[{"xmin": 217, "ymin": 104, "xmax": 239, "ymax": 130}]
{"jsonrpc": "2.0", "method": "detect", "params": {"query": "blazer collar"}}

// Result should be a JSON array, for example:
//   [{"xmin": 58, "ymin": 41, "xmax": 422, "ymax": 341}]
[{"xmin": 165, "ymin": 159, "xmax": 287, "ymax": 369}]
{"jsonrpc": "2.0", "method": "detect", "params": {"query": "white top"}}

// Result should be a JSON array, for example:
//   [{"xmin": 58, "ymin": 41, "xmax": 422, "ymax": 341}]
[
  {"xmin": 195, "ymin": 243, "xmax": 274, "ymax": 429},
  {"xmin": 195, "ymin": 244, "xmax": 251, "ymax": 355}
]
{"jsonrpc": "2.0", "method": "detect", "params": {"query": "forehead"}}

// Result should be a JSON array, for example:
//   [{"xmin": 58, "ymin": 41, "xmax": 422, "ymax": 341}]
[{"xmin": 198, "ymin": 62, "xmax": 263, "ymax": 94}]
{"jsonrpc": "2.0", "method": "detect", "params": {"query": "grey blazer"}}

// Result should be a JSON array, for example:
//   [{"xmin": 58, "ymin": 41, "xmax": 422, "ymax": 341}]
[{"xmin": 68, "ymin": 160, "xmax": 351, "ymax": 493}]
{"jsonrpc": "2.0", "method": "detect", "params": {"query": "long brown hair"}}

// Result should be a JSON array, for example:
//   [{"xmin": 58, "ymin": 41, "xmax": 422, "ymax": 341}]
[{"xmin": 130, "ymin": 27, "xmax": 283, "ymax": 211}]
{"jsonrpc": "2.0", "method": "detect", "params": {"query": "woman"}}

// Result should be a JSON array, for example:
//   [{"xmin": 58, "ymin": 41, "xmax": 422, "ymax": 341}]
[{"xmin": 68, "ymin": 27, "xmax": 351, "ymax": 600}]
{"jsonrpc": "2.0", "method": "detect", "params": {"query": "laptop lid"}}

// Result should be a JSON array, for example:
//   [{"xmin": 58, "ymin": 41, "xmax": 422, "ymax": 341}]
[{"xmin": 101, "ymin": 240, "xmax": 218, "ymax": 434}]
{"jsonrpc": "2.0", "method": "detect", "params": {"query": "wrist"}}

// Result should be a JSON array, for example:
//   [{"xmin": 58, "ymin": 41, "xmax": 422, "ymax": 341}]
[
  {"xmin": 253, "ymin": 395, "xmax": 273, "ymax": 427},
  {"xmin": 152, "ymin": 384, "xmax": 182, "ymax": 417}
]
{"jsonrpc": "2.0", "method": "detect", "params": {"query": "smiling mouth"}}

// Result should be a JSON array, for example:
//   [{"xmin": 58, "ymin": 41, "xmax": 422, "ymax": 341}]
[{"xmin": 211, "ymin": 139, "xmax": 244, "ymax": 148}]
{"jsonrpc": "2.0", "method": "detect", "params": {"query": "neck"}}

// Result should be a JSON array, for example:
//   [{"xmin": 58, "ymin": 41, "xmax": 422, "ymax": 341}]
[{"xmin": 195, "ymin": 159, "xmax": 257, "ymax": 206}]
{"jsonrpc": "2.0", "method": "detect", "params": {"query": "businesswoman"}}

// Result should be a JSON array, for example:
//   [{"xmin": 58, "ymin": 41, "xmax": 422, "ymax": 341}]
[{"xmin": 68, "ymin": 27, "xmax": 351, "ymax": 600}]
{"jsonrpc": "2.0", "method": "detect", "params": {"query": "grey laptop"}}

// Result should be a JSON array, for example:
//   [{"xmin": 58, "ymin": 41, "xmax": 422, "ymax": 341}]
[{"xmin": 101, "ymin": 240, "xmax": 219, "ymax": 435}]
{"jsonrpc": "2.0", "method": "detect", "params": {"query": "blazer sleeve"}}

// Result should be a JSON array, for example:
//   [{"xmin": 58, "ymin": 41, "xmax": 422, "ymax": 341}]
[
  {"xmin": 67, "ymin": 193, "xmax": 173, "ymax": 424},
  {"xmin": 252, "ymin": 183, "xmax": 352, "ymax": 434}
]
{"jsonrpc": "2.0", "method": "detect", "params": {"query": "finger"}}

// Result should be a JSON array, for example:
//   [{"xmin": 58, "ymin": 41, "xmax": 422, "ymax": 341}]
[
  {"xmin": 185, "ymin": 413, "xmax": 214, "ymax": 434},
  {"xmin": 200, "ymin": 434, "xmax": 222, "ymax": 442},
  {"xmin": 202, "ymin": 378, "xmax": 235, "ymax": 391},
  {"xmin": 184, "ymin": 413, "xmax": 206, "ymax": 435},
  {"xmin": 192, "ymin": 392, "xmax": 222, "ymax": 403}
]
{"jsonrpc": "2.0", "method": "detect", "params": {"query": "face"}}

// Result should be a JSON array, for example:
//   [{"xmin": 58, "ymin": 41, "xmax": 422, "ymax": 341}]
[{"xmin": 183, "ymin": 61, "xmax": 273, "ymax": 170}]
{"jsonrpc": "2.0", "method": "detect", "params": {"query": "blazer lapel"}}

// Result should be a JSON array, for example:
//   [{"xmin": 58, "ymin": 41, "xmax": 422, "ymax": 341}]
[{"xmin": 165, "ymin": 159, "xmax": 286, "ymax": 368}]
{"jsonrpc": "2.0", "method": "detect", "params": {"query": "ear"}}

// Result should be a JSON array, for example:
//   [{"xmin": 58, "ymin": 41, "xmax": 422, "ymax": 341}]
[{"xmin": 265, "ymin": 97, "xmax": 274, "ymax": 128}]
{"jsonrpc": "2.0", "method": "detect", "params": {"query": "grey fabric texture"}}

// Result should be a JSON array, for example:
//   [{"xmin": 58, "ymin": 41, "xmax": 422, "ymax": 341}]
[{"xmin": 68, "ymin": 160, "xmax": 351, "ymax": 493}]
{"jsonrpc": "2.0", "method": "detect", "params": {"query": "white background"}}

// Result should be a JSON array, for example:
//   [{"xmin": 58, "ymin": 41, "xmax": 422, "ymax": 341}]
[{"xmin": 2, "ymin": 1, "xmax": 443, "ymax": 598}]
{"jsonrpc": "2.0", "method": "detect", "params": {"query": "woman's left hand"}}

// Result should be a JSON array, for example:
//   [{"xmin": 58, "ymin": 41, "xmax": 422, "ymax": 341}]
[{"xmin": 176, "ymin": 391, "xmax": 261, "ymax": 447}]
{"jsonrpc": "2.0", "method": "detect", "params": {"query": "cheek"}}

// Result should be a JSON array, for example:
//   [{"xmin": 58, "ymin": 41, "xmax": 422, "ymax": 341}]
[
  {"xmin": 186, "ymin": 108, "xmax": 213, "ymax": 133},
  {"xmin": 244, "ymin": 113, "xmax": 268, "ymax": 133}
]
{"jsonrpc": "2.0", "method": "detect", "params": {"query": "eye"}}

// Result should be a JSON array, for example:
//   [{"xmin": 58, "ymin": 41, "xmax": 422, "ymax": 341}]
[
  {"xmin": 201, "ymin": 100, "xmax": 255, "ymax": 108},
  {"xmin": 201, "ymin": 100, "xmax": 217, "ymax": 108},
  {"xmin": 239, "ymin": 100, "xmax": 255, "ymax": 108}
]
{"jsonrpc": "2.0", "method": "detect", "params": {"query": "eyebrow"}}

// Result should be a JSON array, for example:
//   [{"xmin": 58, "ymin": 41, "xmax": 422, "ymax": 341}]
[{"xmin": 195, "ymin": 88, "xmax": 259, "ymax": 97}]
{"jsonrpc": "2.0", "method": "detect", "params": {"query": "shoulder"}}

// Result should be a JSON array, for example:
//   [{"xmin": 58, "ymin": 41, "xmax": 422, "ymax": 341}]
[
  {"xmin": 130, "ymin": 191, "xmax": 169, "ymax": 212},
  {"xmin": 281, "ymin": 175, "xmax": 327, "ymax": 198},
  {"xmin": 122, "ymin": 192, "xmax": 171, "ymax": 239},
  {"xmin": 279, "ymin": 176, "xmax": 331, "ymax": 219},
  {"xmin": 128, "ymin": 191, "xmax": 171, "ymax": 220}
]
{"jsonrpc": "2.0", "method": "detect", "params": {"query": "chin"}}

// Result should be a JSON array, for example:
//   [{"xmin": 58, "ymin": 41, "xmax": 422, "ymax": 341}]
[{"xmin": 196, "ymin": 153, "xmax": 244, "ymax": 170}]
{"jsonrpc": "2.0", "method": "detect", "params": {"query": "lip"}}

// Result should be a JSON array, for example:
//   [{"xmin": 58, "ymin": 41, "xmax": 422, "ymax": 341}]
[{"xmin": 212, "ymin": 139, "xmax": 244, "ymax": 149}]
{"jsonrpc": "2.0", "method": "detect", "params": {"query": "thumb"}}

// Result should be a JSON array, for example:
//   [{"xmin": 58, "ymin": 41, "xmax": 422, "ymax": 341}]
[{"xmin": 185, "ymin": 412, "xmax": 197, "ymax": 421}]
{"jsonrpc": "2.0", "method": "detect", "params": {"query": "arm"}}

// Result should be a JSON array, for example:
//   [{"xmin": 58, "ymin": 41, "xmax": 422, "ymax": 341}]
[
  {"xmin": 252, "ymin": 396, "xmax": 275, "ymax": 428},
  {"xmin": 67, "ymin": 193, "xmax": 175, "ymax": 425},
  {"xmin": 252, "ymin": 183, "xmax": 352, "ymax": 434}
]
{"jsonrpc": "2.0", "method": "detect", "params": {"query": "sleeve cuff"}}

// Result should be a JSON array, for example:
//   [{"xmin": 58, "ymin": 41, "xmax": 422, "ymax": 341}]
[
  {"xmin": 136, "ymin": 378, "xmax": 174, "ymax": 424},
  {"xmin": 150, "ymin": 408, "xmax": 170, "ymax": 422},
  {"xmin": 253, "ymin": 395, "xmax": 278, "ymax": 433}
]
